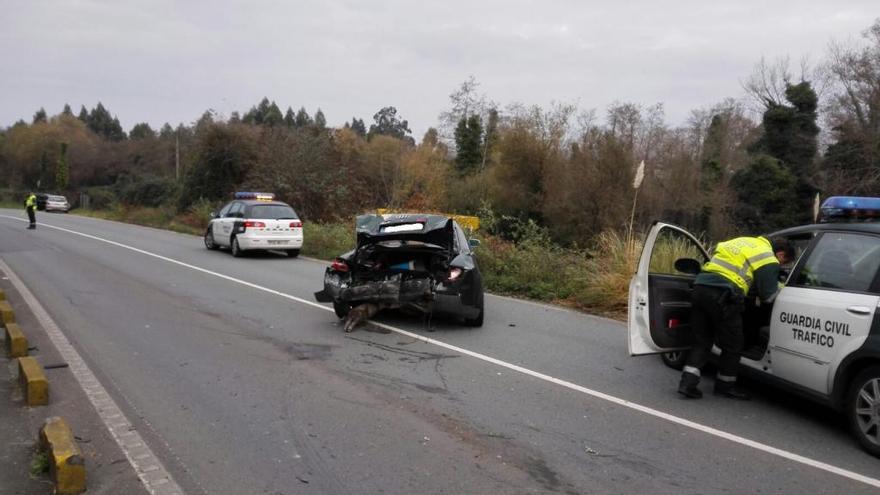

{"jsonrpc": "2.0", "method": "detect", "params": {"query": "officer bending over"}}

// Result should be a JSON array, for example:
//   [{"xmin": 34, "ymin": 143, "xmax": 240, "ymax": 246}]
[{"xmin": 678, "ymin": 236, "xmax": 795, "ymax": 400}]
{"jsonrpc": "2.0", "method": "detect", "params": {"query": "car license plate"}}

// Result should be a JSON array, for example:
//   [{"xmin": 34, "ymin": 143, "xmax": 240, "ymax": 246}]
[{"xmin": 268, "ymin": 240, "xmax": 288, "ymax": 245}]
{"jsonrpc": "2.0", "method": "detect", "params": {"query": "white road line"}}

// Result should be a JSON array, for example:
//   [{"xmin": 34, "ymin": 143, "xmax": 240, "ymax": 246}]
[
  {"xmin": 0, "ymin": 258, "xmax": 185, "ymax": 495},
  {"xmin": 3, "ymin": 214, "xmax": 880, "ymax": 489}
]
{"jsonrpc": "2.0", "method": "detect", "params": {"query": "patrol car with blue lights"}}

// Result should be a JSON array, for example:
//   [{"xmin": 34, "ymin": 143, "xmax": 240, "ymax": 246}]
[
  {"xmin": 628, "ymin": 196, "xmax": 880, "ymax": 457},
  {"xmin": 204, "ymin": 192, "xmax": 303, "ymax": 257}
]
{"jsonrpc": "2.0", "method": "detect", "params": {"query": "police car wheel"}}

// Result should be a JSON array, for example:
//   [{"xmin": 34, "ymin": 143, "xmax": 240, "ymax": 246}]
[
  {"xmin": 287, "ymin": 249, "xmax": 300, "ymax": 258},
  {"xmin": 661, "ymin": 351, "xmax": 688, "ymax": 371},
  {"xmin": 847, "ymin": 365, "xmax": 880, "ymax": 457},
  {"xmin": 231, "ymin": 237, "xmax": 244, "ymax": 257},
  {"xmin": 204, "ymin": 229, "xmax": 218, "ymax": 250}
]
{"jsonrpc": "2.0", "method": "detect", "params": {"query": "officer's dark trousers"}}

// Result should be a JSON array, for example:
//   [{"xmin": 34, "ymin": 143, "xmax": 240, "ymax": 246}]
[
  {"xmin": 685, "ymin": 285, "xmax": 745, "ymax": 378},
  {"xmin": 26, "ymin": 207, "xmax": 35, "ymax": 227}
]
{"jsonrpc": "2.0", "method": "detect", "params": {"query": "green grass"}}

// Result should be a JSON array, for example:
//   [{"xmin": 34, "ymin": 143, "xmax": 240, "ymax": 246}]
[
  {"xmin": 301, "ymin": 222, "xmax": 355, "ymax": 259},
  {"xmin": 30, "ymin": 450, "xmax": 49, "ymax": 477},
  {"xmin": 75, "ymin": 205, "xmax": 207, "ymax": 236}
]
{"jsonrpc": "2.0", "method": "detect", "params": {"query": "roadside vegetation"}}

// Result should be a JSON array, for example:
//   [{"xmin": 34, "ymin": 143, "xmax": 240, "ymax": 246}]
[{"xmin": 1, "ymin": 19, "xmax": 878, "ymax": 319}]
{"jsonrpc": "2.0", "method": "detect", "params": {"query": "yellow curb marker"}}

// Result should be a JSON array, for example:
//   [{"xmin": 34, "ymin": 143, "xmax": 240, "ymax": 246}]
[
  {"xmin": 0, "ymin": 300, "xmax": 14, "ymax": 324},
  {"xmin": 4, "ymin": 322, "xmax": 27, "ymax": 358},
  {"xmin": 40, "ymin": 417, "xmax": 86, "ymax": 495},
  {"xmin": 17, "ymin": 356, "xmax": 48, "ymax": 406}
]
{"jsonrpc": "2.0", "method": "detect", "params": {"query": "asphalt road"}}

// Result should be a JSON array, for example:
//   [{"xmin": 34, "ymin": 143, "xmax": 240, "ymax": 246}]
[{"xmin": 0, "ymin": 209, "xmax": 878, "ymax": 495}]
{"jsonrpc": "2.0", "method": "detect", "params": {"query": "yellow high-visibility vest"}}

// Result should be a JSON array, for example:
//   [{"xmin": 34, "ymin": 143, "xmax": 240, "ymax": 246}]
[
  {"xmin": 702, "ymin": 236, "xmax": 777, "ymax": 293},
  {"xmin": 25, "ymin": 194, "xmax": 36, "ymax": 208}
]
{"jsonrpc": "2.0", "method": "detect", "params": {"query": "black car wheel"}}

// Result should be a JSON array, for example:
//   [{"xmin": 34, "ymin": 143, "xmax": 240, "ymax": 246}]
[
  {"xmin": 661, "ymin": 351, "xmax": 688, "ymax": 370},
  {"xmin": 847, "ymin": 365, "xmax": 880, "ymax": 457},
  {"xmin": 333, "ymin": 301, "xmax": 351, "ymax": 319},
  {"xmin": 287, "ymin": 249, "xmax": 300, "ymax": 258},
  {"xmin": 204, "ymin": 229, "xmax": 218, "ymax": 250},
  {"xmin": 463, "ymin": 289, "xmax": 484, "ymax": 327},
  {"xmin": 231, "ymin": 237, "xmax": 244, "ymax": 257}
]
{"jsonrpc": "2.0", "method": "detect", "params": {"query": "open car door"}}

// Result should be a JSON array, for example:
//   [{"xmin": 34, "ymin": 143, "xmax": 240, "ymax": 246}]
[{"xmin": 628, "ymin": 222, "xmax": 710, "ymax": 356}]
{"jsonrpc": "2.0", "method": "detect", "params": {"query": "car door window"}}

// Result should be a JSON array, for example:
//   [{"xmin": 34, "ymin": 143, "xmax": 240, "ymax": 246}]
[
  {"xmin": 793, "ymin": 233, "xmax": 880, "ymax": 293},
  {"xmin": 227, "ymin": 203, "xmax": 243, "ymax": 218},
  {"xmin": 649, "ymin": 228, "xmax": 707, "ymax": 275},
  {"xmin": 218, "ymin": 203, "xmax": 233, "ymax": 218}
]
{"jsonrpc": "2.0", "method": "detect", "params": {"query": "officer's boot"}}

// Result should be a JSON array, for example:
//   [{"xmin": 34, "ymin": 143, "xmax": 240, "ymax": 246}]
[
  {"xmin": 677, "ymin": 371, "xmax": 702, "ymax": 399},
  {"xmin": 714, "ymin": 378, "xmax": 751, "ymax": 400}
]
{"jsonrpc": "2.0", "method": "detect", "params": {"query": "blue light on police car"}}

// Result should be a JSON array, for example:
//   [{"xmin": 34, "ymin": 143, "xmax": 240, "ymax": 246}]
[
  {"xmin": 234, "ymin": 192, "xmax": 275, "ymax": 201},
  {"xmin": 820, "ymin": 196, "xmax": 880, "ymax": 222}
]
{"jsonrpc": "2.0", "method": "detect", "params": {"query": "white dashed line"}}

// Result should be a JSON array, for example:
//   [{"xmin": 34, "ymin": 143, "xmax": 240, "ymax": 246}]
[{"xmin": 2, "ymin": 214, "xmax": 880, "ymax": 490}]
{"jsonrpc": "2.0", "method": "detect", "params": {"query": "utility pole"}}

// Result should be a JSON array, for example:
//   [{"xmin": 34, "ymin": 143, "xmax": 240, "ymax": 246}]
[{"xmin": 175, "ymin": 127, "xmax": 180, "ymax": 181}]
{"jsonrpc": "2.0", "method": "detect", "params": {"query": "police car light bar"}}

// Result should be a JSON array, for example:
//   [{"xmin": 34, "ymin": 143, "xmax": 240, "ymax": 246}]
[
  {"xmin": 820, "ymin": 196, "xmax": 880, "ymax": 222},
  {"xmin": 234, "ymin": 192, "xmax": 275, "ymax": 201}
]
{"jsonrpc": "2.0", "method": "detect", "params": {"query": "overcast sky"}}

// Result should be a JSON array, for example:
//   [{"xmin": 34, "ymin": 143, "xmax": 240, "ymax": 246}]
[{"xmin": 1, "ymin": 1, "xmax": 876, "ymax": 138}]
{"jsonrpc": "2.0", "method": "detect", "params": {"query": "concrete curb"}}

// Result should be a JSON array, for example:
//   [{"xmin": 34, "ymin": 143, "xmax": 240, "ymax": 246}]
[
  {"xmin": 17, "ymin": 356, "xmax": 48, "ymax": 406},
  {"xmin": 4, "ymin": 322, "xmax": 28, "ymax": 358},
  {"xmin": 39, "ymin": 416, "xmax": 87, "ymax": 495},
  {"xmin": 0, "ymin": 300, "xmax": 14, "ymax": 324}
]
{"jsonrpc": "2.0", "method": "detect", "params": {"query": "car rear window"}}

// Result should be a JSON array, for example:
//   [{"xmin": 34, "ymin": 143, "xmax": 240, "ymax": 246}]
[
  {"xmin": 49, "ymin": 195, "xmax": 66, "ymax": 201},
  {"xmin": 247, "ymin": 204, "xmax": 299, "ymax": 219}
]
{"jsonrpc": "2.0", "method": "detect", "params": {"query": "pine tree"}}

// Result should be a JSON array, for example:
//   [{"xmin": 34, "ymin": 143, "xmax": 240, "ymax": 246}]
[
  {"xmin": 350, "ymin": 117, "xmax": 367, "ymax": 137},
  {"xmin": 33, "ymin": 108, "xmax": 47, "ymax": 124},
  {"xmin": 284, "ymin": 107, "xmax": 296, "ymax": 128},
  {"xmin": 130, "ymin": 123, "xmax": 156, "ymax": 139},
  {"xmin": 62, "ymin": 104, "xmax": 73, "ymax": 116},
  {"xmin": 314, "ymin": 109, "xmax": 327, "ymax": 129},
  {"xmin": 454, "ymin": 115, "xmax": 483, "ymax": 174},
  {"xmin": 264, "ymin": 102, "xmax": 283, "ymax": 126},
  {"xmin": 294, "ymin": 107, "xmax": 312, "ymax": 128}
]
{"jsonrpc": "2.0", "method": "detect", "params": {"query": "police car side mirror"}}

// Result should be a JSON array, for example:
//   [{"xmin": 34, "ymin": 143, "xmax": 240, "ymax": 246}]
[
  {"xmin": 468, "ymin": 238, "xmax": 481, "ymax": 248},
  {"xmin": 209, "ymin": 211, "xmax": 217, "ymax": 219},
  {"xmin": 674, "ymin": 258, "xmax": 702, "ymax": 275}
]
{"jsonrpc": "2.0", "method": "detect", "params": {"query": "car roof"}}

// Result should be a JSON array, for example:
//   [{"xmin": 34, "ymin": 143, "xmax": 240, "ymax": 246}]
[{"xmin": 770, "ymin": 222, "xmax": 880, "ymax": 237}]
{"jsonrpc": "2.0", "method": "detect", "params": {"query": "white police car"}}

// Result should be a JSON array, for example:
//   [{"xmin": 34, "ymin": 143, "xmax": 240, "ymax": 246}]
[
  {"xmin": 628, "ymin": 196, "xmax": 880, "ymax": 457},
  {"xmin": 203, "ymin": 192, "xmax": 303, "ymax": 257}
]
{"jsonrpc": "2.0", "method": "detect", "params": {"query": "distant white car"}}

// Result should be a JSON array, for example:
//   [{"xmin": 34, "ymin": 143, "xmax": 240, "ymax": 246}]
[
  {"xmin": 44, "ymin": 194, "xmax": 70, "ymax": 212},
  {"xmin": 203, "ymin": 192, "xmax": 304, "ymax": 257}
]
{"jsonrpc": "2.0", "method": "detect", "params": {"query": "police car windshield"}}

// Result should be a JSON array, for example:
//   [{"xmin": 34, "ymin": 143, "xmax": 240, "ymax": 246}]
[{"xmin": 247, "ymin": 204, "xmax": 298, "ymax": 220}]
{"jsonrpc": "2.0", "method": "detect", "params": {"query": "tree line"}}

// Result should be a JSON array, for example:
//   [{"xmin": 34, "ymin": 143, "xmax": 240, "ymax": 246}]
[{"xmin": 1, "ymin": 19, "xmax": 878, "ymax": 245}]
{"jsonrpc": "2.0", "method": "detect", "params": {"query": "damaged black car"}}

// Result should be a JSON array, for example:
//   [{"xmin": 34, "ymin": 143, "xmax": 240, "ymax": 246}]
[{"xmin": 314, "ymin": 213, "xmax": 484, "ymax": 328}]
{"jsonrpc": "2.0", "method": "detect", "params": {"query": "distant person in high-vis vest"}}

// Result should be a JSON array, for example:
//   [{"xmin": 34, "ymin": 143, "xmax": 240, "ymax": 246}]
[
  {"xmin": 24, "ymin": 192, "xmax": 37, "ymax": 229},
  {"xmin": 678, "ymin": 236, "xmax": 795, "ymax": 400}
]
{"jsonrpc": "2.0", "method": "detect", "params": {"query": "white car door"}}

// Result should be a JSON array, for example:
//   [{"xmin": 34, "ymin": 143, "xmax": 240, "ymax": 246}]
[
  {"xmin": 769, "ymin": 231, "xmax": 880, "ymax": 394},
  {"xmin": 628, "ymin": 222, "xmax": 710, "ymax": 356},
  {"xmin": 215, "ymin": 202, "xmax": 242, "ymax": 247}
]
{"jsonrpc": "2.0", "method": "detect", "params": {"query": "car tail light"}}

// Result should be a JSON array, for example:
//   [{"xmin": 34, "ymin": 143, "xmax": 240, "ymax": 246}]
[
  {"xmin": 331, "ymin": 259, "xmax": 349, "ymax": 272},
  {"xmin": 668, "ymin": 318, "xmax": 680, "ymax": 328},
  {"xmin": 290, "ymin": 220, "xmax": 303, "ymax": 228},
  {"xmin": 447, "ymin": 267, "xmax": 463, "ymax": 281},
  {"xmin": 244, "ymin": 221, "xmax": 266, "ymax": 228}
]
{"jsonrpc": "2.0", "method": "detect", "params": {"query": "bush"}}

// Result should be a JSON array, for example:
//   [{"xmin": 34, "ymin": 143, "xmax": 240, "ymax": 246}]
[
  {"xmin": 84, "ymin": 187, "xmax": 117, "ymax": 209},
  {"xmin": 577, "ymin": 231, "xmax": 642, "ymax": 317},
  {"xmin": 302, "ymin": 221, "xmax": 355, "ymax": 260},
  {"xmin": 476, "ymin": 218, "xmax": 590, "ymax": 301},
  {"xmin": 117, "ymin": 176, "xmax": 178, "ymax": 207}
]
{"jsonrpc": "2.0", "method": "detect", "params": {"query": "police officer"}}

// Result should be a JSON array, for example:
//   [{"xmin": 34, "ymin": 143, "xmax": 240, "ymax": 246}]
[
  {"xmin": 24, "ymin": 192, "xmax": 37, "ymax": 229},
  {"xmin": 678, "ymin": 236, "xmax": 795, "ymax": 399}
]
